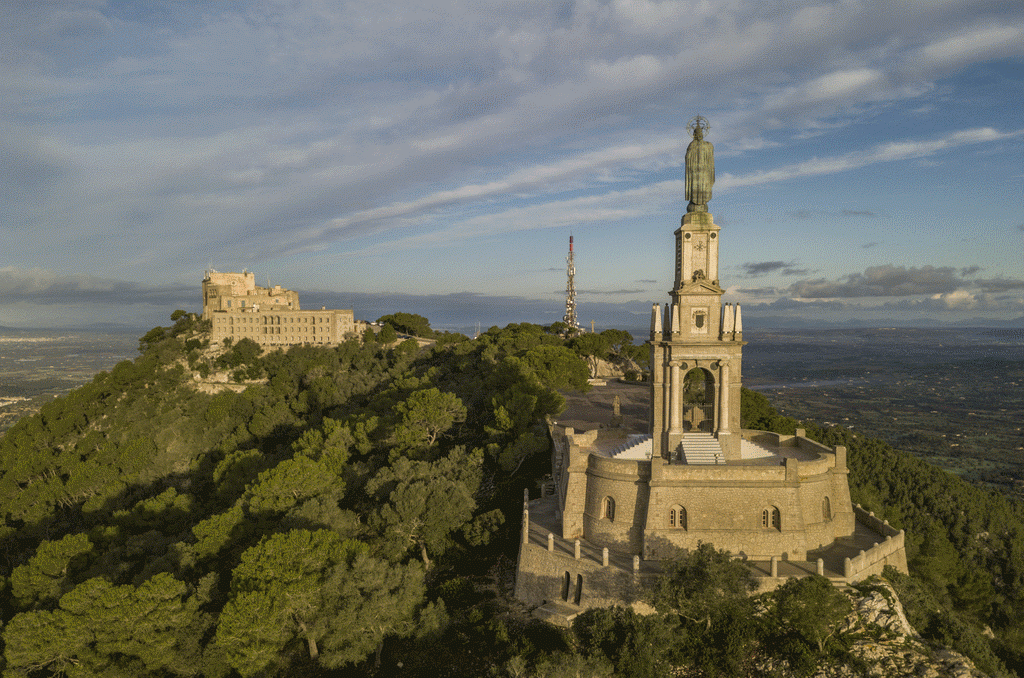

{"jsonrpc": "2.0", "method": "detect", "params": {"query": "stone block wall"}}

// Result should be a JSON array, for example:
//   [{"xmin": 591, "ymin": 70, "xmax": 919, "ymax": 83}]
[
  {"xmin": 560, "ymin": 427, "xmax": 598, "ymax": 540},
  {"xmin": 514, "ymin": 529, "xmax": 656, "ymax": 611},
  {"xmin": 582, "ymin": 456, "xmax": 651, "ymax": 554},
  {"xmin": 844, "ymin": 505, "xmax": 908, "ymax": 581},
  {"xmin": 545, "ymin": 423, "xmax": 872, "ymax": 574}
]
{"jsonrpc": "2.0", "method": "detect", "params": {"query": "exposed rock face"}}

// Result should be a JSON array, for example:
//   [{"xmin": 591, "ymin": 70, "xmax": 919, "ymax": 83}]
[{"xmin": 813, "ymin": 584, "xmax": 989, "ymax": 678}]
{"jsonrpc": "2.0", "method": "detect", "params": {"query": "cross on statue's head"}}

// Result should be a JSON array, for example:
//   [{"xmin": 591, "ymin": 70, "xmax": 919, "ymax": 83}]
[{"xmin": 687, "ymin": 115, "xmax": 711, "ymax": 140}]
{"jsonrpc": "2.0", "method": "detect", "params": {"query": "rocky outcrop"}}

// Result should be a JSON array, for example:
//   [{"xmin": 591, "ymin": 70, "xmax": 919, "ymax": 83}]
[{"xmin": 813, "ymin": 584, "xmax": 989, "ymax": 678}]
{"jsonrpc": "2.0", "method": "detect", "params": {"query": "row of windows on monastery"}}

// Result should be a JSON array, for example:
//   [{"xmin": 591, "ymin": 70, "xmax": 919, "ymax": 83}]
[
  {"xmin": 213, "ymin": 317, "xmax": 344, "ymax": 343},
  {"xmin": 599, "ymin": 496, "xmax": 833, "ymax": 531},
  {"xmin": 215, "ymin": 315, "xmax": 337, "ymax": 325},
  {"xmin": 221, "ymin": 299, "xmax": 293, "ymax": 309}
]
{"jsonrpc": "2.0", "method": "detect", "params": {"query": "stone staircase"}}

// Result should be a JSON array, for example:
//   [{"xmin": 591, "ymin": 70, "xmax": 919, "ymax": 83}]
[
  {"xmin": 739, "ymin": 437, "xmax": 777, "ymax": 460},
  {"xmin": 611, "ymin": 434, "xmax": 653, "ymax": 459},
  {"xmin": 680, "ymin": 432, "xmax": 725, "ymax": 464}
]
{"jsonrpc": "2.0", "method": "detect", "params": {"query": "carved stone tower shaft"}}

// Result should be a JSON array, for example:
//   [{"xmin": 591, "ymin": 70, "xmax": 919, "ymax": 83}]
[{"xmin": 649, "ymin": 118, "xmax": 745, "ymax": 461}]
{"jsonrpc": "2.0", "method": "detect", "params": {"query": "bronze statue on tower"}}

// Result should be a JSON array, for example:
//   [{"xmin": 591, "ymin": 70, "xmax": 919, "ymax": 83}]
[{"xmin": 685, "ymin": 115, "xmax": 714, "ymax": 213}]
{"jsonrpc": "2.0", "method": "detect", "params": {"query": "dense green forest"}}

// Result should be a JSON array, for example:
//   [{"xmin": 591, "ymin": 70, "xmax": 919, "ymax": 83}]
[{"xmin": 1, "ymin": 314, "xmax": 1023, "ymax": 676}]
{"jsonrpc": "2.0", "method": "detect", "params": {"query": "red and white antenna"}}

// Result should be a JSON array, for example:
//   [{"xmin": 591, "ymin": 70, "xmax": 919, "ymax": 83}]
[{"xmin": 563, "ymin": 234, "xmax": 580, "ymax": 332}]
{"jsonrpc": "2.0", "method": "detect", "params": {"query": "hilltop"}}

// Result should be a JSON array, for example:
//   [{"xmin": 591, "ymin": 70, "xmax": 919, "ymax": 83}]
[{"xmin": 0, "ymin": 314, "xmax": 1022, "ymax": 676}]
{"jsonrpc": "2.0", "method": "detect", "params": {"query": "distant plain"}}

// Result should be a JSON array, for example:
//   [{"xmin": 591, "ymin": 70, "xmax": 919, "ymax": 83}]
[{"xmin": 743, "ymin": 327, "xmax": 1024, "ymax": 499}]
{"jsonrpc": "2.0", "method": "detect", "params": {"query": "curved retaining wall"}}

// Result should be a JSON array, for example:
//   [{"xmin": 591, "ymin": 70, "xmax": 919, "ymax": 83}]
[{"xmin": 844, "ymin": 504, "xmax": 908, "ymax": 581}]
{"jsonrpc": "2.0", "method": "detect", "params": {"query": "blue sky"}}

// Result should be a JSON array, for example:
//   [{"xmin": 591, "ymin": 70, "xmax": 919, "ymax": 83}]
[{"xmin": 1, "ymin": 0, "xmax": 1022, "ymax": 331}]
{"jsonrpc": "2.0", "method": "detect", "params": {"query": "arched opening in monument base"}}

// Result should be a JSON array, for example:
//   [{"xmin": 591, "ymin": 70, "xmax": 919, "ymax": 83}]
[{"xmin": 683, "ymin": 367, "xmax": 715, "ymax": 433}]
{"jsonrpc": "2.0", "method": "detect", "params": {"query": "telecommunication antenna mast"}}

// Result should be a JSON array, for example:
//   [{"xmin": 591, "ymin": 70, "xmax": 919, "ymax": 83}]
[{"xmin": 562, "ymin": 235, "xmax": 580, "ymax": 332}]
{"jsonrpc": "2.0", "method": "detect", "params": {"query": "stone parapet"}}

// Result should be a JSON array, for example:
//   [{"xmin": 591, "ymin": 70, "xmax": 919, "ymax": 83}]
[
  {"xmin": 843, "ymin": 505, "xmax": 908, "ymax": 582},
  {"xmin": 853, "ymin": 504, "xmax": 902, "ymax": 538}
]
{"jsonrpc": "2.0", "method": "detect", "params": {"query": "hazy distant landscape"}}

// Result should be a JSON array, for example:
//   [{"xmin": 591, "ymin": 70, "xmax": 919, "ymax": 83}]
[
  {"xmin": 3, "ymin": 324, "xmax": 1021, "ymax": 500},
  {"xmin": 0, "ymin": 329, "xmax": 140, "ymax": 431},
  {"xmin": 744, "ymin": 327, "xmax": 1024, "ymax": 498}
]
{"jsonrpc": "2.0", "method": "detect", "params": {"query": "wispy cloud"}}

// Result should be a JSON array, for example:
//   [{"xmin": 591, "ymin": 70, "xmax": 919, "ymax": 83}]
[
  {"xmin": 1, "ymin": 0, "xmax": 1022, "ymax": 327},
  {"xmin": 0, "ymin": 267, "xmax": 192, "ymax": 307},
  {"xmin": 741, "ymin": 261, "xmax": 808, "ymax": 277},
  {"xmin": 788, "ymin": 265, "xmax": 964, "ymax": 298},
  {"xmin": 718, "ymin": 127, "xmax": 1023, "ymax": 191}
]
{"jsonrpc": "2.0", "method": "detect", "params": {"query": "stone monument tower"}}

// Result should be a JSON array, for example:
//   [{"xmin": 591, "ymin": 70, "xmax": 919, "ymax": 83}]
[
  {"xmin": 649, "ymin": 116, "xmax": 744, "ymax": 461},
  {"xmin": 513, "ymin": 118, "xmax": 907, "ymax": 616}
]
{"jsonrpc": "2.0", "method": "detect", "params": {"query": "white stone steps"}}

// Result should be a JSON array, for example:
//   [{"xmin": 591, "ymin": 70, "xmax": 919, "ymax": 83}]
[
  {"xmin": 680, "ymin": 433, "xmax": 725, "ymax": 464},
  {"xmin": 611, "ymin": 434, "xmax": 653, "ymax": 459},
  {"xmin": 739, "ymin": 437, "xmax": 777, "ymax": 459}
]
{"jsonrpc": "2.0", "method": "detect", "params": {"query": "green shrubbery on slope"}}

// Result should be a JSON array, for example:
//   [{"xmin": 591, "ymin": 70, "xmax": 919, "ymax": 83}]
[
  {"xmin": 0, "ymin": 315, "xmax": 588, "ymax": 676},
  {"xmin": 744, "ymin": 388, "xmax": 1024, "ymax": 677},
  {"xmin": 2, "ymin": 317, "xmax": 1022, "ymax": 677}
]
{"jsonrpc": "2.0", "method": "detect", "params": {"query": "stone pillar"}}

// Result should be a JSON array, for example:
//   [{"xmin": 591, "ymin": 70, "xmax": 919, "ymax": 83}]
[
  {"xmin": 602, "ymin": 547, "xmax": 609, "ymax": 567},
  {"xmin": 669, "ymin": 361, "xmax": 682, "ymax": 433},
  {"xmin": 717, "ymin": 361, "xmax": 730, "ymax": 435},
  {"xmin": 575, "ymin": 540, "xmax": 581, "ymax": 559},
  {"xmin": 522, "ymin": 509, "xmax": 530, "ymax": 545},
  {"xmin": 651, "ymin": 303, "xmax": 661, "ymax": 338},
  {"xmin": 770, "ymin": 555, "xmax": 778, "ymax": 578},
  {"xmin": 816, "ymin": 558, "xmax": 824, "ymax": 576},
  {"xmin": 547, "ymin": 533, "xmax": 554, "ymax": 552},
  {"xmin": 844, "ymin": 557, "xmax": 853, "ymax": 579},
  {"xmin": 633, "ymin": 555, "xmax": 640, "ymax": 573},
  {"xmin": 662, "ymin": 360, "xmax": 671, "ymax": 437}
]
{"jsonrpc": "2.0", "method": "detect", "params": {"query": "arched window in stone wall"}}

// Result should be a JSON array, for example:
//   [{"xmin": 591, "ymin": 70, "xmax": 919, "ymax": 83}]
[
  {"xmin": 762, "ymin": 506, "xmax": 781, "ymax": 530},
  {"xmin": 574, "ymin": 574, "xmax": 583, "ymax": 605},
  {"xmin": 669, "ymin": 505, "xmax": 687, "ymax": 530},
  {"xmin": 602, "ymin": 496, "xmax": 615, "ymax": 521},
  {"xmin": 822, "ymin": 496, "xmax": 832, "ymax": 521},
  {"xmin": 562, "ymin": 572, "xmax": 570, "ymax": 601}
]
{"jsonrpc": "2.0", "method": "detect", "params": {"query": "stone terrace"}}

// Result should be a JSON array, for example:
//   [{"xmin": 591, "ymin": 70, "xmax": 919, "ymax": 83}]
[
  {"xmin": 525, "ymin": 491, "xmax": 887, "ymax": 587},
  {"xmin": 545, "ymin": 379, "xmax": 890, "ymax": 583}
]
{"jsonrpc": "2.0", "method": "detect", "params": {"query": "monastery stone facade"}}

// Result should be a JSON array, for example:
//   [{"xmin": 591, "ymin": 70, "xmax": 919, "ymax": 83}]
[
  {"xmin": 202, "ymin": 271, "xmax": 355, "ymax": 346},
  {"xmin": 514, "ymin": 122, "xmax": 907, "ymax": 620}
]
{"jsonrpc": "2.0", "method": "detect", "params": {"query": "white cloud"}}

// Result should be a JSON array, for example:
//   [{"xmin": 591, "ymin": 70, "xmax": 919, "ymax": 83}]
[
  {"xmin": 766, "ymin": 68, "xmax": 884, "ymax": 110},
  {"xmin": 718, "ymin": 126, "xmax": 1022, "ymax": 190},
  {"xmin": 915, "ymin": 22, "xmax": 1024, "ymax": 72},
  {"xmin": 2, "ymin": 0, "xmax": 1023, "ymax": 325}
]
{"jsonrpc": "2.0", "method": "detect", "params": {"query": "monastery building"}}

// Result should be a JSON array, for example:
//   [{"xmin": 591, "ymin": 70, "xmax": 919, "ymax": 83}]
[{"xmin": 202, "ymin": 270, "xmax": 355, "ymax": 346}]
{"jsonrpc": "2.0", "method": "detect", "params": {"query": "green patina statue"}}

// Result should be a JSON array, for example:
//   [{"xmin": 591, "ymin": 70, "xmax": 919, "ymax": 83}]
[{"xmin": 685, "ymin": 115, "xmax": 714, "ymax": 213}]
